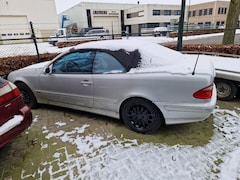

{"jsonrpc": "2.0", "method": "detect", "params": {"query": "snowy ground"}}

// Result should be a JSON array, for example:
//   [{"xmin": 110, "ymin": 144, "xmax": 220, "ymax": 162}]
[{"xmin": 19, "ymin": 105, "xmax": 240, "ymax": 179}]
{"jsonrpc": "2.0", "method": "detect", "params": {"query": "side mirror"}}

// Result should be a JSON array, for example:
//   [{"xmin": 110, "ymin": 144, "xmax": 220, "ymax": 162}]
[{"xmin": 45, "ymin": 67, "xmax": 50, "ymax": 74}]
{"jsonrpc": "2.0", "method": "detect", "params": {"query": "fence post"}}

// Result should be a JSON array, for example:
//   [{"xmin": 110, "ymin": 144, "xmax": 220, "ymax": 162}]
[
  {"xmin": 30, "ymin": 21, "xmax": 40, "ymax": 62},
  {"xmin": 177, "ymin": 0, "xmax": 186, "ymax": 51}
]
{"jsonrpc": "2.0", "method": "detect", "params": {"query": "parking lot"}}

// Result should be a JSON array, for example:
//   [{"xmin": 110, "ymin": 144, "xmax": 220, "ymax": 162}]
[
  {"xmin": 1, "ymin": 34, "xmax": 240, "ymax": 179},
  {"xmin": 0, "ymin": 99, "xmax": 240, "ymax": 179}
]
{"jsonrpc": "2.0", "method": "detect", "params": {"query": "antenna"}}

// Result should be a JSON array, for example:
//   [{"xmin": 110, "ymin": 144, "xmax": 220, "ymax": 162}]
[{"xmin": 192, "ymin": 45, "xmax": 201, "ymax": 75}]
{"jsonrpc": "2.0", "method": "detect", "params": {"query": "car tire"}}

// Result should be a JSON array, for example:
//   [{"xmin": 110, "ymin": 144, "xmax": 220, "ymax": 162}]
[
  {"xmin": 121, "ymin": 98, "xmax": 163, "ymax": 133},
  {"xmin": 52, "ymin": 41, "xmax": 57, "ymax": 46},
  {"xmin": 215, "ymin": 79, "xmax": 238, "ymax": 101},
  {"xmin": 17, "ymin": 83, "xmax": 38, "ymax": 109}
]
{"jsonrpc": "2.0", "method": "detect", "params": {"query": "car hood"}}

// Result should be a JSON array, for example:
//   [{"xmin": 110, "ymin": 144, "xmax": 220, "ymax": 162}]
[
  {"xmin": 8, "ymin": 61, "xmax": 51, "ymax": 82},
  {"xmin": 21, "ymin": 61, "xmax": 51, "ymax": 70}
]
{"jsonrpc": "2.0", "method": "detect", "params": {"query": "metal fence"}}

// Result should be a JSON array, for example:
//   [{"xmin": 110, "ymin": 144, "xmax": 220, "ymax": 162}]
[{"xmin": 1, "ymin": 22, "xmax": 240, "ymax": 63}]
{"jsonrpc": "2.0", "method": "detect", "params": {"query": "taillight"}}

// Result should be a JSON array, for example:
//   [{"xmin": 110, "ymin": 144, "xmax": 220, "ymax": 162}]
[
  {"xmin": 0, "ymin": 82, "xmax": 20, "ymax": 105},
  {"xmin": 193, "ymin": 84, "xmax": 213, "ymax": 99}
]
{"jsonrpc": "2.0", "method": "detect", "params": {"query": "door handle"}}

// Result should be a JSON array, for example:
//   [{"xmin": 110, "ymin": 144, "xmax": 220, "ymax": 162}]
[{"xmin": 80, "ymin": 80, "xmax": 93, "ymax": 86}]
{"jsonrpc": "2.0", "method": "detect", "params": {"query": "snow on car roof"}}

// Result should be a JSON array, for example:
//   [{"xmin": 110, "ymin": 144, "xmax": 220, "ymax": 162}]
[
  {"xmin": 75, "ymin": 40, "xmax": 195, "ymax": 74},
  {"xmin": 75, "ymin": 39, "xmax": 182, "ymax": 64}
]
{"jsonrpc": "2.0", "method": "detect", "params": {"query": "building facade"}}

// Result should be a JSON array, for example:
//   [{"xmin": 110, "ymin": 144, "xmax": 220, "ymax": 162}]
[
  {"xmin": 187, "ymin": 1, "xmax": 230, "ymax": 29},
  {"xmin": 124, "ymin": 4, "xmax": 182, "ymax": 35},
  {"xmin": 59, "ymin": 2, "xmax": 137, "ymax": 35},
  {"xmin": 0, "ymin": 0, "xmax": 59, "ymax": 43},
  {"xmin": 59, "ymin": 2, "xmax": 183, "ymax": 36}
]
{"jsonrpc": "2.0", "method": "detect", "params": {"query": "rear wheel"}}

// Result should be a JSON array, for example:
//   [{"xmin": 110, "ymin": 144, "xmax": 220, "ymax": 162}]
[
  {"xmin": 215, "ymin": 79, "xmax": 238, "ymax": 100},
  {"xmin": 121, "ymin": 98, "xmax": 163, "ymax": 133},
  {"xmin": 16, "ymin": 82, "xmax": 38, "ymax": 109}
]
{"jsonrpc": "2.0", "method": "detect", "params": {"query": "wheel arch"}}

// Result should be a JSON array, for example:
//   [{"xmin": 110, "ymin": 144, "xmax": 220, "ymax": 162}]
[
  {"xmin": 119, "ymin": 96, "xmax": 166, "ymax": 125},
  {"xmin": 14, "ymin": 80, "xmax": 38, "ymax": 103},
  {"xmin": 215, "ymin": 78, "xmax": 240, "ymax": 86}
]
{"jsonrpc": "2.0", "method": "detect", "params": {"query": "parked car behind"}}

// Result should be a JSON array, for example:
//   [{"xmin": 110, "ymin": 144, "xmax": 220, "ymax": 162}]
[
  {"xmin": 84, "ymin": 29, "xmax": 109, "ymax": 38},
  {"xmin": 153, "ymin": 27, "xmax": 170, "ymax": 37},
  {"xmin": 0, "ymin": 77, "xmax": 32, "ymax": 148},
  {"xmin": 8, "ymin": 40, "xmax": 216, "ymax": 133},
  {"xmin": 78, "ymin": 27, "xmax": 104, "ymax": 36}
]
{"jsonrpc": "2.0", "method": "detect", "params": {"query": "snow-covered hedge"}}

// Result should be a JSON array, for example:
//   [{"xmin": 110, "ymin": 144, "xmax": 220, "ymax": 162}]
[{"xmin": 166, "ymin": 44, "xmax": 240, "ymax": 56}]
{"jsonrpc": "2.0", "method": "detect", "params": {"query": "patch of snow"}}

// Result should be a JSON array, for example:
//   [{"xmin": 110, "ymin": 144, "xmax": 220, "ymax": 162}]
[
  {"xmin": 0, "ymin": 115, "xmax": 23, "ymax": 136},
  {"xmin": 53, "ymin": 152, "xmax": 61, "ymax": 158},
  {"xmin": 41, "ymin": 142, "xmax": 48, "ymax": 150},
  {"xmin": 220, "ymin": 147, "xmax": 240, "ymax": 180},
  {"xmin": 32, "ymin": 115, "xmax": 39, "ymax": 123},
  {"xmin": 55, "ymin": 121, "xmax": 67, "ymax": 127},
  {"xmin": 45, "ymin": 130, "xmax": 65, "ymax": 139}
]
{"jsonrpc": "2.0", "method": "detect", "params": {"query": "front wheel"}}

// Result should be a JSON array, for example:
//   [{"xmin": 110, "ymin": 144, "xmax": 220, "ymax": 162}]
[
  {"xmin": 215, "ymin": 79, "xmax": 238, "ymax": 101},
  {"xmin": 17, "ymin": 83, "xmax": 38, "ymax": 109},
  {"xmin": 121, "ymin": 98, "xmax": 163, "ymax": 133}
]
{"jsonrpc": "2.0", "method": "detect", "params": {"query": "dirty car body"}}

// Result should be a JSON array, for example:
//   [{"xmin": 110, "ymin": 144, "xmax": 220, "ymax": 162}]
[
  {"xmin": 0, "ymin": 77, "xmax": 32, "ymax": 148},
  {"xmin": 8, "ymin": 40, "xmax": 216, "ymax": 133}
]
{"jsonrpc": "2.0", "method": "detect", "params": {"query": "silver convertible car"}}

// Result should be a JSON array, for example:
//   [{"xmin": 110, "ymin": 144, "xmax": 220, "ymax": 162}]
[{"xmin": 8, "ymin": 40, "xmax": 216, "ymax": 133}]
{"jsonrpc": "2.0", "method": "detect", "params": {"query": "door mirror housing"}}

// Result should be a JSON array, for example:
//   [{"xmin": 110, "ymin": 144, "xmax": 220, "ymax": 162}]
[{"xmin": 44, "ymin": 67, "xmax": 50, "ymax": 74}]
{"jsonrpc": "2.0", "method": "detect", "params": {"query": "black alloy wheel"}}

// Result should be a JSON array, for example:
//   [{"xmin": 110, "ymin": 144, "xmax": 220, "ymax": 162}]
[{"xmin": 121, "ymin": 98, "xmax": 163, "ymax": 133}]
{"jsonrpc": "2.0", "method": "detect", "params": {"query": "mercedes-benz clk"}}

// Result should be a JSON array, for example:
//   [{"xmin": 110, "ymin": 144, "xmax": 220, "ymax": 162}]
[{"xmin": 8, "ymin": 40, "xmax": 216, "ymax": 133}]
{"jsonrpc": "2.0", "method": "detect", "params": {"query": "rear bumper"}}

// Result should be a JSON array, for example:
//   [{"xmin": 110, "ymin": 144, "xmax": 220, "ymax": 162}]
[
  {"xmin": 155, "ymin": 85, "xmax": 217, "ymax": 125},
  {"xmin": 0, "ymin": 105, "xmax": 32, "ymax": 148}
]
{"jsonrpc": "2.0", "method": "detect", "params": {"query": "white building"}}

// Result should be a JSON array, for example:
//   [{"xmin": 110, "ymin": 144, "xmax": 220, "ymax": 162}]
[
  {"xmin": 59, "ymin": 2, "xmax": 182, "ymax": 36},
  {"xmin": 59, "ymin": 2, "xmax": 137, "ymax": 35},
  {"xmin": 0, "ymin": 0, "xmax": 59, "ymax": 43}
]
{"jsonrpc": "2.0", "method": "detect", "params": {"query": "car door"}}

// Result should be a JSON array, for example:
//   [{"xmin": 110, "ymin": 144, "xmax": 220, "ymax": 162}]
[
  {"xmin": 38, "ymin": 50, "xmax": 95, "ymax": 108},
  {"xmin": 92, "ymin": 51, "xmax": 127, "ymax": 112}
]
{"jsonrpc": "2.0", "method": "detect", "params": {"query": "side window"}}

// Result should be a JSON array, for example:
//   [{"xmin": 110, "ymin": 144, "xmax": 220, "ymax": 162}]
[
  {"xmin": 52, "ymin": 51, "xmax": 95, "ymax": 74},
  {"xmin": 93, "ymin": 52, "xmax": 126, "ymax": 73}
]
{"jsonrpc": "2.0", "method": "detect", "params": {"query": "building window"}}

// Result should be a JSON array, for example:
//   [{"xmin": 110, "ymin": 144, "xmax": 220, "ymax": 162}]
[
  {"xmin": 218, "ymin": 7, "xmax": 227, "ymax": 14},
  {"xmin": 204, "ymin": 9, "xmax": 208, "ymax": 15},
  {"xmin": 199, "ymin": 10, "xmax": 202, "ymax": 16},
  {"xmin": 164, "ymin": 10, "xmax": 171, "ymax": 16},
  {"xmin": 127, "ymin": 11, "xmax": 143, "ymax": 18},
  {"xmin": 205, "ymin": 21, "xmax": 211, "ymax": 29},
  {"xmin": 153, "ymin": 10, "xmax": 160, "ymax": 16},
  {"xmin": 93, "ymin": 10, "xmax": 107, "ymax": 15},
  {"xmin": 209, "ymin": 8, "xmax": 213, "ymax": 15},
  {"xmin": 192, "ymin": 10, "xmax": 196, "ymax": 17},
  {"xmin": 174, "ymin": 10, "xmax": 181, "ymax": 15},
  {"xmin": 188, "ymin": 11, "xmax": 191, "ymax": 17},
  {"xmin": 140, "ymin": 23, "xmax": 159, "ymax": 28}
]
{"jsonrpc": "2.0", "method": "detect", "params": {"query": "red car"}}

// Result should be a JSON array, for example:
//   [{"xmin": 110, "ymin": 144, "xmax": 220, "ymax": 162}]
[{"xmin": 0, "ymin": 77, "xmax": 32, "ymax": 148}]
